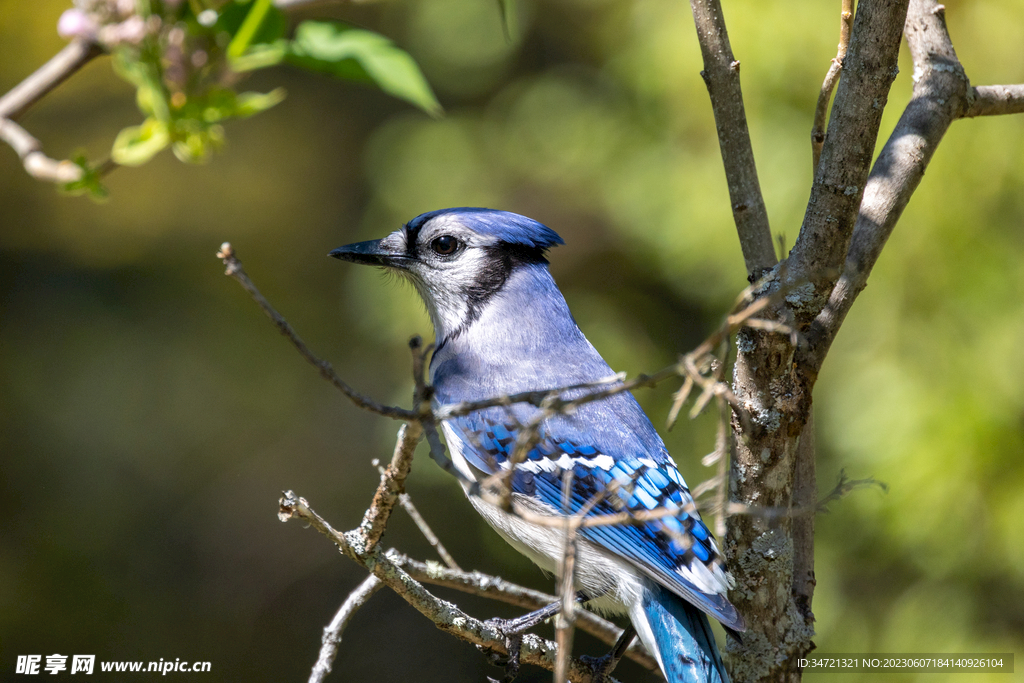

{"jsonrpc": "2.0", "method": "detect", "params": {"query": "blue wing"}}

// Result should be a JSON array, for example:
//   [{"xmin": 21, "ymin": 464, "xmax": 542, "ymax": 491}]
[{"xmin": 443, "ymin": 399, "xmax": 743, "ymax": 632}]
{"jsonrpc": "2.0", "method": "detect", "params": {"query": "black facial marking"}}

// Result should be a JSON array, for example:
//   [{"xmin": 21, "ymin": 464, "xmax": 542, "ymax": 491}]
[
  {"xmin": 439, "ymin": 243, "xmax": 548, "ymax": 342},
  {"xmin": 403, "ymin": 221, "xmax": 424, "ymax": 257},
  {"xmin": 464, "ymin": 243, "xmax": 547, "ymax": 315}
]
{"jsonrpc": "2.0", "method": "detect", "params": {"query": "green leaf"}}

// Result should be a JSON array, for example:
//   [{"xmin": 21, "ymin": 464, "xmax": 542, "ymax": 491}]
[
  {"xmin": 111, "ymin": 118, "xmax": 170, "ymax": 166},
  {"xmin": 217, "ymin": 0, "xmax": 287, "ymax": 43},
  {"xmin": 229, "ymin": 41, "xmax": 288, "ymax": 72},
  {"xmin": 286, "ymin": 21, "xmax": 442, "ymax": 117},
  {"xmin": 59, "ymin": 154, "xmax": 109, "ymax": 201},
  {"xmin": 234, "ymin": 88, "xmax": 287, "ymax": 117},
  {"xmin": 226, "ymin": 0, "xmax": 284, "ymax": 59}
]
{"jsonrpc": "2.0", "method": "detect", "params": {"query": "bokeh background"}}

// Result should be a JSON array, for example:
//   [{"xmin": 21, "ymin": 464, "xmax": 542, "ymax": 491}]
[{"xmin": 2, "ymin": 0, "xmax": 1022, "ymax": 681}]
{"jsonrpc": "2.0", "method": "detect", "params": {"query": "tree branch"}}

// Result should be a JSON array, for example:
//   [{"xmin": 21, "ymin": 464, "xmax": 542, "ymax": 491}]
[
  {"xmin": 217, "ymin": 243, "xmax": 416, "ymax": 420},
  {"xmin": 309, "ymin": 575, "xmax": 382, "ymax": 683},
  {"xmin": 0, "ymin": 39, "xmax": 101, "ymax": 121},
  {"xmin": 358, "ymin": 423, "xmax": 423, "ymax": 550},
  {"xmin": 788, "ymin": 0, "xmax": 910, "ymax": 291},
  {"xmin": 802, "ymin": 0, "xmax": 989, "ymax": 376},
  {"xmin": 790, "ymin": 409, "xmax": 816, "ymax": 634},
  {"xmin": 278, "ymin": 492, "xmax": 622, "ymax": 683},
  {"xmin": 0, "ymin": 117, "xmax": 84, "ymax": 183},
  {"xmin": 0, "ymin": 38, "xmax": 102, "ymax": 185},
  {"xmin": 386, "ymin": 552, "xmax": 661, "ymax": 674},
  {"xmin": 688, "ymin": 0, "xmax": 776, "ymax": 279},
  {"xmin": 965, "ymin": 83, "xmax": 1024, "ymax": 117}
]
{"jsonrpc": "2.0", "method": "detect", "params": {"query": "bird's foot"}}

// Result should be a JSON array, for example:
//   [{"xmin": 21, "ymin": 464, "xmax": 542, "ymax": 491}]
[
  {"xmin": 480, "ymin": 612, "xmax": 541, "ymax": 683},
  {"xmin": 480, "ymin": 594, "xmax": 584, "ymax": 683},
  {"xmin": 480, "ymin": 631, "xmax": 521, "ymax": 683},
  {"xmin": 479, "ymin": 593, "xmax": 591, "ymax": 683},
  {"xmin": 579, "ymin": 624, "xmax": 636, "ymax": 683}
]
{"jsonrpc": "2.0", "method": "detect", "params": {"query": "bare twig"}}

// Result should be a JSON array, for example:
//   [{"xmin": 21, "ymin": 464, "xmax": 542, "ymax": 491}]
[
  {"xmin": 721, "ymin": 467, "xmax": 885, "ymax": 521},
  {"xmin": 800, "ymin": 0, "xmax": 1002, "ymax": 376},
  {"xmin": 387, "ymin": 552, "xmax": 660, "ymax": 674},
  {"xmin": 688, "ymin": 0, "xmax": 776, "ymax": 278},
  {"xmin": 0, "ymin": 39, "xmax": 101, "ymax": 121},
  {"xmin": 788, "ymin": 0, "xmax": 911, "ymax": 288},
  {"xmin": 309, "ymin": 575, "xmax": 382, "ymax": 683},
  {"xmin": 0, "ymin": 118, "xmax": 84, "ymax": 183},
  {"xmin": 216, "ymin": 243, "xmax": 416, "ymax": 420},
  {"xmin": 374, "ymin": 461, "xmax": 462, "ymax": 570},
  {"xmin": 812, "ymin": 0, "xmax": 855, "ymax": 172},
  {"xmin": 510, "ymin": 496, "xmax": 698, "ymax": 530},
  {"xmin": 359, "ymin": 423, "xmax": 423, "ymax": 550},
  {"xmin": 434, "ymin": 373, "xmax": 625, "ymax": 420},
  {"xmin": 278, "ymin": 492, "xmax": 622, "ymax": 683},
  {"xmin": 815, "ymin": 468, "xmax": 888, "ymax": 512},
  {"xmin": 446, "ymin": 279, "xmax": 798, "ymax": 452},
  {"xmin": 554, "ymin": 472, "xmax": 579, "ymax": 683},
  {"xmin": 399, "ymin": 493, "xmax": 461, "ymax": 569},
  {"xmin": 0, "ymin": 39, "xmax": 103, "ymax": 185},
  {"xmin": 965, "ymin": 84, "xmax": 1024, "ymax": 117}
]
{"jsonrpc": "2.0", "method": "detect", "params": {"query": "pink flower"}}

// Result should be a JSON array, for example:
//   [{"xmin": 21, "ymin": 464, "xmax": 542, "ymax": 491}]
[{"xmin": 57, "ymin": 9, "xmax": 97, "ymax": 40}]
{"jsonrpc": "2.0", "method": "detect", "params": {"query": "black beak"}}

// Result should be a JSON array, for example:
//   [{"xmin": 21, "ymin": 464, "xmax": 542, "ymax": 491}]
[{"xmin": 329, "ymin": 239, "xmax": 404, "ymax": 267}]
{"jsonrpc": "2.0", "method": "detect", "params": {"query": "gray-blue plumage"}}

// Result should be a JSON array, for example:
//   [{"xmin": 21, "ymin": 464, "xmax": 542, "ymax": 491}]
[{"xmin": 331, "ymin": 208, "xmax": 742, "ymax": 683}]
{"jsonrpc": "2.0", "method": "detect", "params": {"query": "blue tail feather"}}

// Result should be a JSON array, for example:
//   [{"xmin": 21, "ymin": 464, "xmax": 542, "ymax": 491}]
[{"xmin": 630, "ymin": 584, "xmax": 729, "ymax": 683}]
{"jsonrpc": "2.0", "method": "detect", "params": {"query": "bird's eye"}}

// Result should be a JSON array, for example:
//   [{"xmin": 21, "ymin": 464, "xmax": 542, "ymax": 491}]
[{"xmin": 430, "ymin": 235, "xmax": 459, "ymax": 255}]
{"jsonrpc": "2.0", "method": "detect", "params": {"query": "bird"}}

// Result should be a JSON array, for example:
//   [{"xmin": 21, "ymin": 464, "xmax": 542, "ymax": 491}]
[{"xmin": 331, "ymin": 207, "xmax": 743, "ymax": 683}]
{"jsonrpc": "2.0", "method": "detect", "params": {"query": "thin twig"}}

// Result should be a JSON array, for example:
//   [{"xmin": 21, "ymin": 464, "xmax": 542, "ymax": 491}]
[
  {"xmin": 374, "ymin": 461, "xmax": 461, "ymax": 570},
  {"xmin": 278, "ymin": 492, "xmax": 623, "ymax": 683},
  {"xmin": 721, "ymin": 468, "xmax": 886, "ymax": 521},
  {"xmin": 434, "ymin": 373, "xmax": 625, "ymax": 420},
  {"xmin": 554, "ymin": 471, "xmax": 579, "ymax": 683},
  {"xmin": 216, "ymin": 243, "xmax": 416, "ymax": 420},
  {"xmin": 359, "ymin": 423, "xmax": 423, "ymax": 550},
  {"xmin": 0, "ymin": 118, "xmax": 84, "ymax": 183},
  {"xmin": 0, "ymin": 39, "xmax": 103, "ymax": 185},
  {"xmin": 309, "ymin": 575, "xmax": 382, "ymax": 683},
  {"xmin": 510, "ymin": 496, "xmax": 698, "ymax": 530},
  {"xmin": 0, "ymin": 39, "xmax": 101, "ymax": 121},
  {"xmin": 688, "ymin": 0, "xmax": 776, "ymax": 278},
  {"xmin": 399, "ymin": 493, "xmax": 461, "ymax": 569},
  {"xmin": 387, "ymin": 552, "xmax": 660, "ymax": 673},
  {"xmin": 788, "ymin": 0, "xmax": 910, "ymax": 288},
  {"xmin": 812, "ymin": 0, "xmax": 855, "ymax": 173}
]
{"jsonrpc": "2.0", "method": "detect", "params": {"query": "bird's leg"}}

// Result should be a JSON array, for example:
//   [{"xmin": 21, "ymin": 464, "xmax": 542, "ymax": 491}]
[
  {"xmin": 482, "ymin": 591, "xmax": 590, "ymax": 683},
  {"xmin": 580, "ymin": 624, "xmax": 636, "ymax": 683}
]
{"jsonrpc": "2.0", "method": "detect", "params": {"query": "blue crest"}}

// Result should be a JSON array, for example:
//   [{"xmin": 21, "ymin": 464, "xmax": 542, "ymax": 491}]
[{"xmin": 406, "ymin": 208, "xmax": 564, "ymax": 250}]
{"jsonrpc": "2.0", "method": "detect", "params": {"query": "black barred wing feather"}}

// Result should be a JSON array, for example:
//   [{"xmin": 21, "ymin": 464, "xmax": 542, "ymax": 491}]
[{"xmin": 443, "ymin": 412, "xmax": 743, "ymax": 632}]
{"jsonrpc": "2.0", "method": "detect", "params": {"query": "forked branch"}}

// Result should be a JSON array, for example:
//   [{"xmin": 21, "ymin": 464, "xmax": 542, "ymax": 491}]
[{"xmin": 802, "ymin": 0, "xmax": 1024, "ymax": 375}]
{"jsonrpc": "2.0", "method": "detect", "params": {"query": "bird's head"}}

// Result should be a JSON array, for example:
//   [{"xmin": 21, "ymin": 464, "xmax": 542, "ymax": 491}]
[{"xmin": 331, "ymin": 208, "xmax": 564, "ymax": 341}]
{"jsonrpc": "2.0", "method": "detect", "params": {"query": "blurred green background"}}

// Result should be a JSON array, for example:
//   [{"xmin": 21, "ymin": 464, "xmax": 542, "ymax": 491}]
[{"xmin": 2, "ymin": 0, "xmax": 1022, "ymax": 681}]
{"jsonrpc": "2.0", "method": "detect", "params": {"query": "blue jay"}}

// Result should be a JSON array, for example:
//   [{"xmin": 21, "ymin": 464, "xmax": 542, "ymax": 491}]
[{"xmin": 331, "ymin": 208, "xmax": 743, "ymax": 683}]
